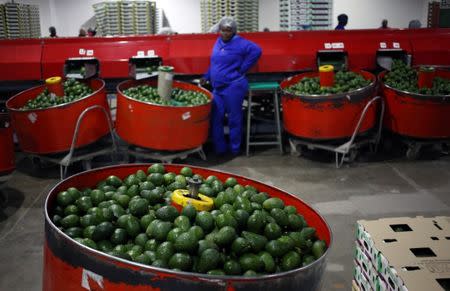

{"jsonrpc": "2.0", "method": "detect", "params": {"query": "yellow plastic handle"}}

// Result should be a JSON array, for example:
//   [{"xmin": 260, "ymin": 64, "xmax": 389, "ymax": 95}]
[
  {"xmin": 171, "ymin": 189, "xmax": 214, "ymax": 211},
  {"xmin": 45, "ymin": 76, "xmax": 62, "ymax": 85},
  {"xmin": 319, "ymin": 65, "xmax": 334, "ymax": 73}
]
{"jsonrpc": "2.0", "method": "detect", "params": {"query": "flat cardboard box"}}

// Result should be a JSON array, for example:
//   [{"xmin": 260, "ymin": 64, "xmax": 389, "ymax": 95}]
[
  {"xmin": 356, "ymin": 217, "xmax": 450, "ymax": 291},
  {"xmin": 357, "ymin": 217, "xmax": 450, "ymax": 267}
]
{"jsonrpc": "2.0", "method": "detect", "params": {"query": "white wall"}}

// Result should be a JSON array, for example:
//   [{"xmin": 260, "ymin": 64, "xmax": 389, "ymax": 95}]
[
  {"xmin": 259, "ymin": 0, "xmax": 279, "ymax": 31},
  {"xmin": 2, "ymin": 0, "xmax": 432, "ymax": 37},
  {"xmin": 332, "ymin": 0, "xmax": 429, "ymax": 29},
  {"xmin": 157, "ymin": 0, "xmax": 200, "ymax": 33}
]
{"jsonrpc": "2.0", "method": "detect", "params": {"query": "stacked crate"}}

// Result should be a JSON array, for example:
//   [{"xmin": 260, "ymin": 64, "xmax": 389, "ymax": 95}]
[
  {"xmin": 28, "ymin": 4, "xmax": 41, "ymax": 38},
  {"xmin": 354, "ymin": 216, "xmax": 450, "ymax": 291},
  {"xmin": 18, "ymin": 4, "xmax": 31, "ymax": 38},
  {"xmin": 0, "ymin": 5, "xmax": 6, "ymax": 39},
  {"xmin": 280, "ymin": 0, "xmax": 332, "ymax": 31},
  {"xmin": 93, "ymin": 1, "xmax": 157, "ymax": 36},
  {"xmin": 200, "ymin": 0, "xmax": 259, "ymax": 33},
  {"xmin": 93, "ymin": 1, "xmax": 121, "ymax": 36},
  {"xmin": 134, "ymin": 1, "xmax": 157, "ymax": 35},
  {"xmin": 4, "ymin": 3, "xmax": 20, "ymax": 38},
  {"xmin": 120, "ymin": 1, "xmax": 135, "ymax": 35}
]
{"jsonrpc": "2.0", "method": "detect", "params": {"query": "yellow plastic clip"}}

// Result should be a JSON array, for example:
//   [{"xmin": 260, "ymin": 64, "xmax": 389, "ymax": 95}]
[
  {"xmin": 319, "ymin": 65, "xmax": 334, "ymax": 73},
  {"xmin": 45, "ymin": 76, "xmax": 62, "ymax": 85},
  {"xmin": 171, "ymin": 189, "xmax": 214, "ymax": 212}
]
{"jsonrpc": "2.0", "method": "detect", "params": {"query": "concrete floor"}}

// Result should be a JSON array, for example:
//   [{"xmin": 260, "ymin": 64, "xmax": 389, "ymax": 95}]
[{"xmin": 0, "ymin": 143, "xmax": 449, "ymax": 291}]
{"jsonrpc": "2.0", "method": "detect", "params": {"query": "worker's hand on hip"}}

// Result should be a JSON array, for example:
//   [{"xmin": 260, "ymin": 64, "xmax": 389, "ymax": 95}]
[{"xmin": 199, "ymin": 77, "xmax": 208, "ymax": 86}]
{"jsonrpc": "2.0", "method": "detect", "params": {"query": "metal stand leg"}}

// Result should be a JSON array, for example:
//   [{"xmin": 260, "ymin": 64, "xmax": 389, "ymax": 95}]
[
  {"xmin": 290, "ymin": 96, "xmax": 383, "ymax": 168},
  {"xmin": 246, "ymin": 90, "xmax": 253, "ymax": 156},
  {"xmin": 60, "ymin": 105, "xmax": 116, "ymax": 179},
  {"xmin": 273, "ymin": 90, "xmax": 283, "ymax": 154},
  {"xmin": 335, "ymin": 96, "xmax": 383, "ymax": 168},
  {"xmin": 198, "ymin": 147, "xmax": 207, "ymax": 161}
]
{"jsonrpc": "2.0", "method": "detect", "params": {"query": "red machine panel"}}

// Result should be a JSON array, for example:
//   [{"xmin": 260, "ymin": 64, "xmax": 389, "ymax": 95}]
[
  {"xmin": 41, "ymin": 36, "xmax": 170, "ymax": 79},
  {"xmin": 166, "ymin": 34, "xmax": 216, "ymax": 74},
  {"xmin": 405, "ymin": 29, "xmax": 450, "ymax": 66},
  {"xmin": 1, "ymin": 29, "xmax": 449, "ymax": 81},
  {"xmin": 0, "ymin": 39, "xmax": 42, "ymax": 80}
]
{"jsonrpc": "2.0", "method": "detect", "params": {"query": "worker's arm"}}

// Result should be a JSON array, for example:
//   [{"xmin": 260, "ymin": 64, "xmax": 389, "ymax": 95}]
[{"xmin": 239, "ymin": 41, "xmax": 262, "ymax": 75}]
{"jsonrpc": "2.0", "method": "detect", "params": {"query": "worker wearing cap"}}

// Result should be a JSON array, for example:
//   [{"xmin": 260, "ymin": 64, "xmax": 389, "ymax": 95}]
[{"xmin": 201, "ymin": 17, "xmax": 262, "ymax": 156}]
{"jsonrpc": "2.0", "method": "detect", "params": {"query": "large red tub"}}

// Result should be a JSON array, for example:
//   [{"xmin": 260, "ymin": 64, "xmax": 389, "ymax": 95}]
[
  {"xmin": 6, "ymin": 79, "xmax": 110, "ymax": 154},
  {"xmin": 280, "ymin": 71, "xmax": 377, "ymax": 140},
  {"xmin": 43, "ymin": 164, "xmax": 331, "ymax": 291},
  {"xmin": 116, "ymin": 80, "xmax": 212, "ymax": 151},
  {"xmin": 0, "ymin": 112, "xmax": 15, "ymax": 175},
  {"xmin": 380, "ymin": 70, "xmax": 450, "ymax": 139}
]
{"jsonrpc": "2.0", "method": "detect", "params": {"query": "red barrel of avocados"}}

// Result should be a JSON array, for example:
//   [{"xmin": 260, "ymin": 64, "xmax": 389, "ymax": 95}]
[
  {"xmin": 380, "ymin": 70, "xmax": 450, "ymax": 139},
  {"xmin": 116, "ymin": 80, "xmax": 212, "ymax": 151},
  {"xmin": 280, "ymin": 70, "xmax": 377, "ymax": 140},
  {"xmin": 0, "ymin": 112, "xmax": 15, "ymax": 175},
  {"xmin": 6, "ymin": 79, "xmax": 110, "ymax": 154},
  {"xmin": 43, "ymin": 164, "xmax": 332, "ymax": 291}
]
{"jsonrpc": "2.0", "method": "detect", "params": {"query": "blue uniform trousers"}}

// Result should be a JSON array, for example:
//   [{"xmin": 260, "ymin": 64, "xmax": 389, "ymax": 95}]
[{"xmin": 211, "ymin": 78, "xmax": 248, "ymax": 154}]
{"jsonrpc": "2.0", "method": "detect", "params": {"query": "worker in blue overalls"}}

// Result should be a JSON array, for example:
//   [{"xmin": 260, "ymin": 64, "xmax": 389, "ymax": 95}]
[{"xmin": 201, "ymin": 17, "xmax": 262, "ymax": 156}]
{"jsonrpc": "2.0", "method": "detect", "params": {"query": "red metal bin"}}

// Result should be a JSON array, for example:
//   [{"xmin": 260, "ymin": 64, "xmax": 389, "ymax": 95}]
[
  {"xmin": 380, "ymin": 70, "xmax": 450, "ymax": 139},
  {"xmin": 6, "ymin": 79, "xmax": 110, "ymax": 154},
  {"xmin": 0, "ymin": 112, "xmax": 15, "ymax": 176},
  {"xmin": 116, "ymin": 80, "xmax": 212, "ymax": 151},
  {"xmin": 280, "ymin": 71, "xmax": 377, "ymax": 140},
  {"xmin": 43, "ymin": 164, "xmax": 331, "ymax": 291}
]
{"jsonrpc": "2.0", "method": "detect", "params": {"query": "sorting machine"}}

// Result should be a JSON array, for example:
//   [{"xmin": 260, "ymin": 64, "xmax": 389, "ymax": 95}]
[{"xmin": 1, "ymin": 28, "xmax": 449, "ymax": 165}]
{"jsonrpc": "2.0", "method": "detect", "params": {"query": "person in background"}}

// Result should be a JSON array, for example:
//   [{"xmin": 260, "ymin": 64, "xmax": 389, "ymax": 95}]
[
  {"xmin": 49, "ymin": 26, "xmax": 57, "ymax": 37},
  {"xmin": 263, "ymin": 27, "xmax": 270, "ymax": 32},
  {"xmin": 87, "ymin": 27, "xmax": 97, "ymax": 37},
  {"xmin": 335, "ymin": 14, "xmax": 348, "ymax": 30},
  {"xmin": 380, "ymin": 19, "xmax": 390, "ymax": 29},
  {"xmin": 78, "ymin": 28, "xmax": 87, "ymax": 37},
  {"xmin": 201, "ymin": 17, "xmax": 262, "ymax": 156},
  {"xmin": 408, "ymin": 20, "xmax": 422, "ymax": 29},
  {"xmin": 158, "ymin": 27, "xmax": 177, "ymax": 35}
]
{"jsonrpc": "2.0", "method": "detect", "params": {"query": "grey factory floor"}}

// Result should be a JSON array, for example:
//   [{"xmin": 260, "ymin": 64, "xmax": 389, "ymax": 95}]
[{"xmin": 0, "ymin": 138, "xmax": 449, "ymax": 291}]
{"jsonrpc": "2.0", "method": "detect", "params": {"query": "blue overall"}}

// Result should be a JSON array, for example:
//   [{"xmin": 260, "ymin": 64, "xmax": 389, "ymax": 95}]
[{"xmin": 204, "ymin": 35, "xmax": 262, "ymax": 154}]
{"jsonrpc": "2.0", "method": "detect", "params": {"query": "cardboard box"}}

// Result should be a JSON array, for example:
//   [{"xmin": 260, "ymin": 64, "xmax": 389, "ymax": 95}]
[
  {"xmin": 354, "ymin": 263, "xmax": 373, "ymax": 291},
  {"xmin": 397, "ymin": 265, "xmax": 450, "ymax": 291},
  {"xmin": 353, "ymin": 279, "xmax": 361, "ymax": 291},
  {"xmin": 356, "ymin": 216, "xmax": 450, "ymax": 291},
  {"xmin": 355, "ymin": 242, "xmax": 380, "ymax": 290},
  {"xmin": 356, "ymin": 216, "xmax": 450, "ymax": 268}
]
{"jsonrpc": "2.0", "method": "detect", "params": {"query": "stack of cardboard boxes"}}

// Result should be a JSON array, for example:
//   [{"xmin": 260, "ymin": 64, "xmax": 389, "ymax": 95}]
[{"xmin": 353, "ymin": 216, "xmax": 450, "ymax": 291}]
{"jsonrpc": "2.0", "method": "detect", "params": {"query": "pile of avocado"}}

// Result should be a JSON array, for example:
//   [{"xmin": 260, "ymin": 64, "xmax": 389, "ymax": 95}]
[
  {"xmin": 285, "ymin": 70, "xmax": 371, "ymax": 95},
  {"xmin": 123, "ymin": 85, "xmax": 209, "ymax": 106},
  {"xmin": 384, "ymin": 60, "xmax": 450, "ymax": 95},
  {"xmin": 52, "ymin": 164, "xmax": 327, "ymax": 276},
  {"xmin": 21, "ymin": 79, "xmax": 93, "ymax": 110},
  {"xmin": 145, "ymin": 66, "xmax": 159, "ymax": 74}
]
